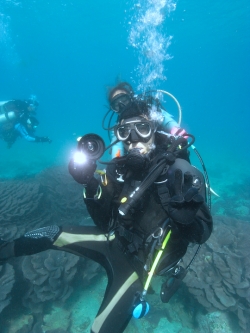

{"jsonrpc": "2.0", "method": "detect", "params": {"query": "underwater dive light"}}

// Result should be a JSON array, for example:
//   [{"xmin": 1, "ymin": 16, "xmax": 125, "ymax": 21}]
[
  {"xmin": 77, "ymin": 134, "xmax": 105, "ymax": 161},
  {"xmin": 73, "ymin": 151, "xmax": 88, "ymax": 165}
]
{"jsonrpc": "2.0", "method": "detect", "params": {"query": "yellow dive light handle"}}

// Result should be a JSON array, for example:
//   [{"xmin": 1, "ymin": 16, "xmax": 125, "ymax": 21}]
[{"xmin": 143, "ymin": 229, "xmax": 172, "ymax": 293}]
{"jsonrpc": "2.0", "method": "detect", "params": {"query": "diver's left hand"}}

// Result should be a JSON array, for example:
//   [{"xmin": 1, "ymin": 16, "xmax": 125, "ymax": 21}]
[
  {"xmin": 168, "ymin": 169, "xmax": 204, "ymax": 224},
  {"xmin": 41, "ymin": 136, "xmax": 52, "ymax": 143},
  {"xmin": 35, "ymin": 136, "xmax": 52, "ymax": 143}
]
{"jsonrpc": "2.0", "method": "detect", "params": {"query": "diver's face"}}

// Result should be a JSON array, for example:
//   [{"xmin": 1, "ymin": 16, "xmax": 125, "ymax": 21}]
[
  {"xmin": 27, "ymin": 123, "xmax": 36, "ymax": 131},
  {"xmin": 117, "ymin": 117, "xmax": 155, "ymax": 154},
  {"xmin": 28, "ymin": 105, "xmax": 36, "ymax": 113}
]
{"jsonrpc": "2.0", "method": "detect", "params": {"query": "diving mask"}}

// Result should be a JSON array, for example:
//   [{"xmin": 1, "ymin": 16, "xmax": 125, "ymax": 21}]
[
  {"xmin": 116, "ymin": 118, "xmax": 153, "ymax": 142},
  {"xmin": 110, "ymin": 93, "xmax": 132, "ymax": 113}
]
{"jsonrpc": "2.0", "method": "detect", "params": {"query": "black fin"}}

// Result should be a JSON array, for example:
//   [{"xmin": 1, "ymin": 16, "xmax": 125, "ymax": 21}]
[{"xmin": 160, "ymin": 266, "xmax": 187, "ymax": 303}]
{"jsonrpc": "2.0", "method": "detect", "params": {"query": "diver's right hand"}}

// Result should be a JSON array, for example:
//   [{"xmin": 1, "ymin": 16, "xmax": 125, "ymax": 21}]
[{"xmin": 68, "ymin": 157, "xmax": 96, "ymax": 185}]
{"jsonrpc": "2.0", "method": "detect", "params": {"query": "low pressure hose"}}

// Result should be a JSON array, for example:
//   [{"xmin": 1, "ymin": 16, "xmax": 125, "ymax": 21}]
[{"xmin": 118, "ymin": 136, "xmax": 184, "ymax": 216}]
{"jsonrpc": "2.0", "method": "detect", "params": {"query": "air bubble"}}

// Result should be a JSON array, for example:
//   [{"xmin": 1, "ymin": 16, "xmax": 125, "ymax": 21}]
[{"xmin": 127, "ymin": 0, "xmax": 177, "ymax": 92}]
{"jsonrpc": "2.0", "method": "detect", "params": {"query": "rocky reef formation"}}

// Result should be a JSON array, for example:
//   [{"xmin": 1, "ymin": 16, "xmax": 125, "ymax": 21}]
[
  {"xmin": 21, "ymin": 251, "xmax": 79, "ymax": 312},
  {"xmin": 212, "ymin": 174, "xmax": 250, "ymax": 221},
  {"xmin": 0, "ymin": 166, "xmax": 249, "ymax": 332},
  {"xmin": 183, "ymin": 215, "xmax": 250, "ymax": 332},
  {"xmin": 0, "ymin": 263, "xmax": 15, "ymax": 313},
  {"xmin": 0, "ymin": 166, "xmax": 89, "ymax": 317},
  {"xmin": 0, "ymin": 166, "xmax": 87, "ymax": 241}
]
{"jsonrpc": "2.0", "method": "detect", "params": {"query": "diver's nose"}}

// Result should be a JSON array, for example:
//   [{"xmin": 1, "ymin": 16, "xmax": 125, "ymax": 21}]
[{"xmin": 129, "ymin": 129, "xmax": 140, "ymax": 142}]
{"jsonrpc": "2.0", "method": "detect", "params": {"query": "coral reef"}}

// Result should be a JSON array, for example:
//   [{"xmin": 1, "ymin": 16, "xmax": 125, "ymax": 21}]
[
  {"xmin": 21, "ymin": 251, "xmax": 79, "ymax": 312},
  {"xmin": 7, "ymin": 314, "xmax": 34, "ymax": 333},
  {"xmin": 195, "ymin": 311, "xmax": 235, "ymax": 333},
  {"xmin": 0, "ymin": 180, "xmax": 45, "ymax": 240},
  {"xmin": 183, "ymin": 215, "xmax": 250, "ymax": 332},
  {"xmin": 0, "ymin": 166, "xmax": 89, "ymax": 320},
  {"xmin": 0, "ymin": 263, "xmax": 15, "ymax": 313},
  {"xmin": 211, "ymin": 174, "xmax": 250, "ymax": 221},
  {"xmin": 35, "ymin": 166, "xmax": 88, "ymax": 225},
  {"xmin": 0, "ymin": 166, "xmax": 87, "ymax": 242},
  {"xmin": 1, "ymin": 166, "xmax": 249, "ymax": 332}
]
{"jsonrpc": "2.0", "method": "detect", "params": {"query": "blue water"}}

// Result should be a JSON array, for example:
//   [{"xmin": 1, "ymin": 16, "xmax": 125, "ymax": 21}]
[
  {"xmin": 0, "ymin": 1, "xmax": 250, "ymax": 332},
  {"xmin": 0, "ymin": 0, "xmax": 249, "ymax": 178}
]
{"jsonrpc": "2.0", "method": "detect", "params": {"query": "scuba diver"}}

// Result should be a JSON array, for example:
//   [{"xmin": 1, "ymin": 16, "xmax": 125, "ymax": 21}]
[
  {"xmin": 0, "ymin": 97, "xmax": 212, "ymax": 333},
  {"xmin": 0, "ymin": 116, "xmax": 52, "ymax": 148},
  {"xmin": 104, "ymin": 81, "xmax": 186, "ymax": 158},
  {"xmin": 0, "ymin": 95, "xmax": 39, "ymax": 123},
  {"xmin": 0, "ymin": 96, "xmax": 52, "ymax": 148}
]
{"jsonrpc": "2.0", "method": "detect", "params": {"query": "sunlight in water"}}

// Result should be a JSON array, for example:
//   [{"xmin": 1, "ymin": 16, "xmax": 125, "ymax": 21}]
[{"xmin": 128, "ymin": 0, "xmax": 177, "ymax": 92}]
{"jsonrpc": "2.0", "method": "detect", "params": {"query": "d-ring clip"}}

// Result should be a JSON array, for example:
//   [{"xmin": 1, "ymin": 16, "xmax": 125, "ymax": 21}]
[{"xmin": 152, "ymin": 227, "xmax": 163, "ymax": 239}]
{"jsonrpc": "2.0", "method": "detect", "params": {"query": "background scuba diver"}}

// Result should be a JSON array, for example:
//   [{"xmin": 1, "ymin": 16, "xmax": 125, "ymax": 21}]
[
  {"xmin": 0, "ymin": 100, "xmax": 212, "ymax": 333},
  {"xmin": 0, "ymin": 96, "xmax": 52, "ymax": 148},
  {"xmin": 0, "ymin": 116, "xmax": 52, "ymax": 148},
  {"xmin": 0, "ymin": 95, "xmax": 39, "ymax": 123},
  {"xmin": 104, "ymin": 81, "xmax": 187, "ymax": 158}
]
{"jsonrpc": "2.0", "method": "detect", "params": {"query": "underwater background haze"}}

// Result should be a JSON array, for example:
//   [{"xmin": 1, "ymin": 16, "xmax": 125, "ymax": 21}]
[{"xmin": 0, "ymin": 0, "xmax": 249, "ymax": 177}]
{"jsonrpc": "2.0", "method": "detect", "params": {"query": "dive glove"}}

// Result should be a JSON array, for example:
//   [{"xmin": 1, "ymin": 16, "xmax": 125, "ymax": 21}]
[
  {"xmin": 168, "ymin": 169, "xmax": 204, "ymax": 224},
  {"xmin": 68, "ymin": 158, "xmax": 96, "ymax": 185}
]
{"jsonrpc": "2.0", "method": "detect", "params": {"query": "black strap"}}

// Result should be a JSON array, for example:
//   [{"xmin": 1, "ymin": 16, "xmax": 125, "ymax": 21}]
[
  {"xmin": 157, "ymin": 183, "xmax": 170, "ymax": 210},
  {"xmin": 118, "ymin": 226, "xmax": 143, "ymax": 253}
]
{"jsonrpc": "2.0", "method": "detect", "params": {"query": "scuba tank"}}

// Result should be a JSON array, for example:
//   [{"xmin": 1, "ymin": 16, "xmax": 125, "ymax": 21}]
[{"xmin": 0, "ymin": 101, "xmax": 17, "ymax": 126}]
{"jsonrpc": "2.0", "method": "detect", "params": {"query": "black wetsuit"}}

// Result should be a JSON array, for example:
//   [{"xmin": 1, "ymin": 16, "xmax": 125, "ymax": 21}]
[
  {"xmin": 0, "ymin": 100, "xmax": 32, "ymax": 147},
  {"xmin": 0, "ymin": 155, "xmax": 213, "ymax": 333}
]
